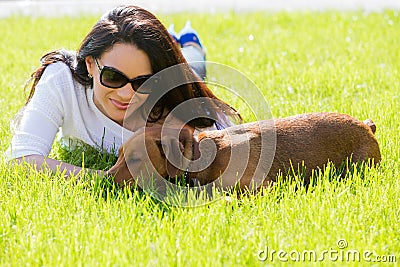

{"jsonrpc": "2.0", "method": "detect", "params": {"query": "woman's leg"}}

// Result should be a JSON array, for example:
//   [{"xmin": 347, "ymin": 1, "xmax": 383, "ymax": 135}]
[
  {"xmin": 182, "ymin": 45, "xmax": 206, "ymax": 80},
  {"xmin": 169, "ymin": 21, "xmax": 207, "ymax": 80}
]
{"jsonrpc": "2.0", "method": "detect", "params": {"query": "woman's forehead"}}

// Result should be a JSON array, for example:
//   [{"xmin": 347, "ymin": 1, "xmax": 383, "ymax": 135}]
[{"xmin": 100, "ymin": 43, "xmax": 152, "ymax": 78}]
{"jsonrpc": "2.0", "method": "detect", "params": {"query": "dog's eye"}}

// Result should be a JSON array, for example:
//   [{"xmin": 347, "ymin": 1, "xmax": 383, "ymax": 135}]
[{"xmin": 127, "ymin": 158, "xmax": 141, "ymax": 165}]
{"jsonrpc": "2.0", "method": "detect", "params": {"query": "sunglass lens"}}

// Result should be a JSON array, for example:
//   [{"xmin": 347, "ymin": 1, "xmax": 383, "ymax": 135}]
[
  {"xmin": 101, "ymin": 68, "xmax": 128, "ymax": 88},
  {"xmin": 133, "ymin": 76, "xmax": 153, "ymax": 93}
]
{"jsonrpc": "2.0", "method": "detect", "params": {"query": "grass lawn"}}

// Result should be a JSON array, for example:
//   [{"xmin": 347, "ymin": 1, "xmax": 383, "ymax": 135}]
[{"xmin": 1, "ymin": 10, "xmax": 399, "ymax": 266}]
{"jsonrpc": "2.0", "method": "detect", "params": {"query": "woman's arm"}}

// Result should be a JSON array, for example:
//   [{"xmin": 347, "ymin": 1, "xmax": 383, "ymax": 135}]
[{"xmin": 13, "ymin": 154, "xmax": 106, "ymax": 179}]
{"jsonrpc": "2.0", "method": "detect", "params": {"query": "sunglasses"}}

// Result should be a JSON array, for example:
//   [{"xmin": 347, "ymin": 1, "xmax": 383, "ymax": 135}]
[{"xmin": 94, "ymin": 58, "xmax": 153, "ymax": 94}]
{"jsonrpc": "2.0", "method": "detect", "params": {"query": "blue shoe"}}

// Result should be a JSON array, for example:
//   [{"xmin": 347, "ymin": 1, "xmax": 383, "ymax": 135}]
[
  {"xmin": 178, "ymin": 21, "xmax": 203, "ymax": 49},
  {"xmin": 167, "ymin": 23, "xmax": 179, "ymax": 43}
]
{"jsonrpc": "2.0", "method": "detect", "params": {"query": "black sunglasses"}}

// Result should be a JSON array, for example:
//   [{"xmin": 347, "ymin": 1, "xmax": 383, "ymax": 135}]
[{"xmin": 94, "ymin": 58, "xmax": 154, "ymax": 94}]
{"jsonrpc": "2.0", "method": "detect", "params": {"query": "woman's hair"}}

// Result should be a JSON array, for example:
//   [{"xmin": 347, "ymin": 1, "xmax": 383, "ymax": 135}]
[{"xmin": 26, "ymin": 5, "xmax": 241, "ymax": 128}]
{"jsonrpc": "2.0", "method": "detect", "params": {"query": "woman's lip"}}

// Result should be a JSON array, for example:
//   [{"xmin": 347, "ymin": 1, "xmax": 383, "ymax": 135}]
[{"xmin": 110, "ymin": 99, "xmax": 130, "ymax": 110}]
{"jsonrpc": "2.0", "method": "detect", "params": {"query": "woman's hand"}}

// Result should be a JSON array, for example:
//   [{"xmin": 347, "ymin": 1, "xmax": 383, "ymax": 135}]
[{"xmin": 13, "ymin": 154, "xmax": 108, "ymax": 181}]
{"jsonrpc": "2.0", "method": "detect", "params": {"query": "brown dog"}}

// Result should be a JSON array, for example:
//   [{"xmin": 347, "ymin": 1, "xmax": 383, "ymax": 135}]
[{"xmin": 109, "ymin": 112, "xmax": 381, "ymax": 191}]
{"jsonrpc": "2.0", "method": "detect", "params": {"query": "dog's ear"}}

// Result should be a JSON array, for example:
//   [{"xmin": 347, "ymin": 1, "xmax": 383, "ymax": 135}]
[
  {"xmin": 164, "ymin": 137, "xmax": 185, "ymax": 178},
  {"xmin": 146, "ymin": 136, "xmax": 180, "ymax": 178},
  {"xmin": 157, "ymin": 127, "xmax": 195, "ymax": 178},
  {"xmin": 179, "ymin": 127, "xmax": 194, "ymax": 161},
  {"xmin": 143, "ymin": 136, "xmax": 167, "ymax": 178}
]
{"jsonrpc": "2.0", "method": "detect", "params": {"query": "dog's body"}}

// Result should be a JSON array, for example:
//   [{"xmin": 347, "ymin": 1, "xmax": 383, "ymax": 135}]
[
  {"xmin": 191, "ymin": 112, "xmax": 380, "ymax": 189},
  {"xmin": 109, "ymin": 112, "xmax": 381, "ymax": 190}
]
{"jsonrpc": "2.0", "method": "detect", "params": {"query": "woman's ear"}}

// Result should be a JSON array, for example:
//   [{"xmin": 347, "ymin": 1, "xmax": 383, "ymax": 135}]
[{"xmin": 85, "ymin": 56, "xmax": 95, "ymax": 77}]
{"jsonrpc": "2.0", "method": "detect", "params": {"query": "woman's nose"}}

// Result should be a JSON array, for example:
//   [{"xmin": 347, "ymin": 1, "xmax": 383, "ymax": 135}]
[{"xmin": 116, "ymin": 83, "xmax": 135, "ymax": 99}]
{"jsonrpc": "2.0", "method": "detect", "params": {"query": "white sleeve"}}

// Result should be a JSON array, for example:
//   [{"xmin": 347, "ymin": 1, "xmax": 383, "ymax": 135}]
[{"xmin": 5, "ymin": 63, "xmax": 66, "ymax": 160}]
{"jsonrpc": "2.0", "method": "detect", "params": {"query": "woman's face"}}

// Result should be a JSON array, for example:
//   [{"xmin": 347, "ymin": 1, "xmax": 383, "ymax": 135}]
[{"xmin": 86, "ymin": 43, "xmax": 152, "ymax": 126}]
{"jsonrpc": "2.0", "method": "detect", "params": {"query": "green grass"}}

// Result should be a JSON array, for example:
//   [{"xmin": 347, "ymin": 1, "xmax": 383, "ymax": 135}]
[{"xmin": 1, "ymin": 10, "xmax": 400, "ymax": 266}]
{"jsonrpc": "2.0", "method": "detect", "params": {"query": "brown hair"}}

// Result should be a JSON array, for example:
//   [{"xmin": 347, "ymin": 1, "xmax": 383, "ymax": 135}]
[{"xmin": 26, "ymin": 5, "xmax": 240, "ymax": 128}]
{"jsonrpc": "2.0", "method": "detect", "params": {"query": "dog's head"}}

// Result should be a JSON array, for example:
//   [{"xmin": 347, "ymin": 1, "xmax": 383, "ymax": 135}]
[{"xmin": 109, "ymin": 126, "xmax": 195, "ymax": 187}]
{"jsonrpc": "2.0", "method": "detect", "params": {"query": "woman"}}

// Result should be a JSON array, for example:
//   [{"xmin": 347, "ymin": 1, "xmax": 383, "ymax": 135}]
[{"xmin": 6, "ymin": 5, "xmax": 240, "ymax": 183}]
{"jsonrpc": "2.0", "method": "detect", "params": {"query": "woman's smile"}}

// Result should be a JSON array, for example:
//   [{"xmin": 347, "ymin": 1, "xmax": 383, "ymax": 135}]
[{"xmin": 110, "ymin": 98, "xmax": 130, "ymax": 110}]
